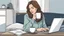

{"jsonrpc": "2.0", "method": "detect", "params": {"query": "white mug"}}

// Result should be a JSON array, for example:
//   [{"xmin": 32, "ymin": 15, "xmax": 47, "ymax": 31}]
[
  {"xmin": 30, "ymin": 28, "xmax": 36, "ymax": 33},
  {"xmin": 36, "ymin": 13, "xmax": 41, "ymax": 19}
]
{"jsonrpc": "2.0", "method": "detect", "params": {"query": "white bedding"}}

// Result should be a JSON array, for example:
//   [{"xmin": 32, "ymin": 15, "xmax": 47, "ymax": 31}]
[
  {"xmin": 6, "ymin": 23, "xmax": 26, "ymax": 36},
  {"xmin": 9, "ymin": 29, "xmax": 26, "ymax": 36},
  {"xmin": 7, "ymin": 23, "xmax": 24, "ymax": 31}
]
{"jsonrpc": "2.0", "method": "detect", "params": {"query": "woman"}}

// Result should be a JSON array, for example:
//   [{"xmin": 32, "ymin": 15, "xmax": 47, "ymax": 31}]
[{"xmin": 23, "ymin": 1, "xmax": 49, "ymax": 32}]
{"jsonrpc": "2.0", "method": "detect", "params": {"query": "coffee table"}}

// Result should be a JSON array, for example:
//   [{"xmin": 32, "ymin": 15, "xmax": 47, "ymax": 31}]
[{"xmin": 21, "ymin": 32, "xmax": 64, "ymax": 36}]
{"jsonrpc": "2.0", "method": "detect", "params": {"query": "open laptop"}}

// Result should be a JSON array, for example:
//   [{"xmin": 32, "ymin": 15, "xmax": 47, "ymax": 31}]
[{"xmin": 38, "ymin": 18, "xmax": 64, "ymax": 34}]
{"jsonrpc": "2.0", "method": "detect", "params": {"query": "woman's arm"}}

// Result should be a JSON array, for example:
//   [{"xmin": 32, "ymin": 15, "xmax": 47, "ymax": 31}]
[
  {"xmin": 42, "ymin": 15, "xmax": 47, "ymax": 28},
  {"xmin": 23, "ymin": 14, "xmax": 35, "ymax": 32}
]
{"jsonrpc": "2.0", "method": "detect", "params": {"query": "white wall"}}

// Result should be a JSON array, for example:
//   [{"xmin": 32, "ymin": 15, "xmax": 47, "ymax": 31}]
[
  {"xmin": 18, "ymin": 0, "xmax": 45, "ymax": 13},
  {"xmin": 11, "ymin": 0, "xmax": 18, "ymax": 12},
  {"xmin": 44, "ymin": 0, "xmax": 49, "ymax": 12},
  {"xmin": 0, "ymin": 0, "xmax": 10, "ymax": 8},
  {"xmin": 18, "ymin": 0, "xmax": 28, "ymax": 13},
  {"xmin": 49, "ymin": 0, "xmax": 64, "ymax": 14},
  {"xmin": 11, "ymin": 0, "xmax": 50, "ymax": 13}
]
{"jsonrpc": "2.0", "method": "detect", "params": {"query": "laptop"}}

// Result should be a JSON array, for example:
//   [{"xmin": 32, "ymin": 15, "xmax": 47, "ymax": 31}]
[{"xmin": 38, "ymin": 18, "xmax": 64, "ymax": 34}]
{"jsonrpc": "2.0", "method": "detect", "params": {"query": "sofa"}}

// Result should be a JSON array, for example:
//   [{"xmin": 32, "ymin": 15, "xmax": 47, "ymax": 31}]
[{"xmin": 16, "ymin": 13, "xmax": 64, "ymax": 32}]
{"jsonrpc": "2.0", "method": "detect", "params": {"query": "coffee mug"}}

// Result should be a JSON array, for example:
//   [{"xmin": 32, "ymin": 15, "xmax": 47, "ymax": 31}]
[
  {"xmin": 36, "ymin": 13, "xmax": 41, "ymax": 19},
  {"xmin": 30, "ymin": 28, "xmax": 36, "ymax": 33}
]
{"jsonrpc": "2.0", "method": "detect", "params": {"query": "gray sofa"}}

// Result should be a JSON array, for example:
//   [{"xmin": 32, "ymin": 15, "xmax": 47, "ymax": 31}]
[{"xmin": 16, "ymin": 13, "xmax": 64, "ymax": 32}]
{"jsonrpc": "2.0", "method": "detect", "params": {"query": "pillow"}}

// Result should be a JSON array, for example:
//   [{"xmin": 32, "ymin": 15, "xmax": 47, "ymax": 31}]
[{"xmin": 6, "ymin": 23, "xmax": 23, "ymax": 31}]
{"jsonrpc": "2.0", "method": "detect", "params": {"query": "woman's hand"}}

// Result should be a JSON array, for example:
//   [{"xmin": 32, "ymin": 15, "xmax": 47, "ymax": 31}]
[
  {"xmin": 37, "ymin": 28, "xmax": 46, "ymax": 32},
  {"xmin": 36, "ymin": 28, "xmax": 49, "ymax": 32},
  {"xmin": 45, "ymin": 28, "xmax": 49, "ymax": 31},
  {"xmin": 32, "ymin": 14, "xmax": 36, "ymax": 20}
]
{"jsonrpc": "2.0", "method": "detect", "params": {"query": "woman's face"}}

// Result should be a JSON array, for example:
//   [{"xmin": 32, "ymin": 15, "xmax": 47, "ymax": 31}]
[{"xmin": 29, "ymin": 4, "xmax": 37, "ymax": 15}]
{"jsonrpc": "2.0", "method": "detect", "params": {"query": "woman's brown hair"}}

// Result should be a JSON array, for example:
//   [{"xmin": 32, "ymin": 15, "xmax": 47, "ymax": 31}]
[{"xmin": 27, "ymin": 1, "xmax": 43, "ymax": 22}]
